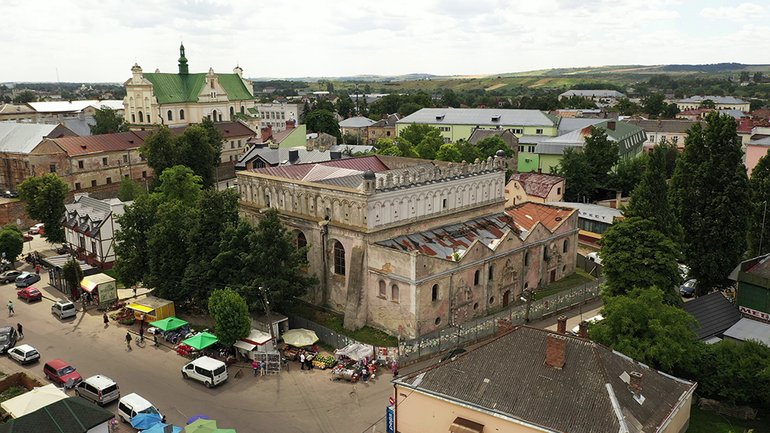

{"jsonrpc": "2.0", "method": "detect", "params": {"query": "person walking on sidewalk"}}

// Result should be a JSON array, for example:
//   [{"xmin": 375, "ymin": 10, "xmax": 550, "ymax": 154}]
[
  {"xmin": 125, "ymin": 332, "xmax": 132, "ymax": 350},
  {"xmin": 16, "ymin": 323, "xmax": 22, "ymax": 338},
  {"xmin": 7, "ymin": 301, "xmax": 14, "ymax": 317},
  {"xmin": 103, "ymin": 313, "xmax": 109, "ymax": 328}
]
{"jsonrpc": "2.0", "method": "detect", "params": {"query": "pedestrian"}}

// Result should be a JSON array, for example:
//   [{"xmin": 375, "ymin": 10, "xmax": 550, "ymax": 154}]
[
  {"xmin": 252, "ymin": 359, "xmax": 259, "ymax": 376},
  {"xmin": 391, "ymin": 360, "xmax": 398, "ymax": 378},
  {"xmin": 103, "ymin": 313, "xmax": 109, "ymax": 328},
  {"xmin": 34, "ymin": 264, "xmax": 40, "ymax": 275},
  {"xmin": 299, "ymin": 352, "xmax": 306, "ymax": 370},
  {"xmin": 260, "ymin": 359, "xmax": 266, "ymax": 376},
  {"xmin": 7, "ymin": 300, "xmax": 13, "ymax": 317},
  {"xmin": 138, "ymin": 326, "xmax": 145, "ymax": 343},
  {"xmin": 16, "ymin": 323, "xmax": 22, "ymax": 338},
  {"xmin": 133, "ymin": 287, "xmax": 137, "ymax": 297},
  {"xmin": 125, "ymin": 332, "xmax": 132, "ymax": 350}
]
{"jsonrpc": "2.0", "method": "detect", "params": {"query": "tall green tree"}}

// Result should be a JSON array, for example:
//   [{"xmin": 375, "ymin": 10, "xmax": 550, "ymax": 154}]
[
  {"xmin": 114, "ymin": 194, "xmax": 160, "ymax": 286},
  {"xmin": 176, "ymin": 124, "xmax": 220, "ymax": 188},
  {"xmin": 17, "ymin": 173, "xmax": 68, "ymax": 243},
  {"xmin": 558, "ymin": 148, "xmax": 595, "ymax": 202},
  {"xmin": 690, "ymin": 340, "xmax": 770, "ymax": 408},
  {"xmin": 642, "ymin": 93, "xmax": 666, "ymax": 118},
  {"xmin": 62, "ymin": 258, "xmax": 84, "ymax": 295},
  {"xmin": 748, "ymin": 152, "xmax": 770, "ymax": 256},
  {"xmin": 670, "ymin": 113, "xmax": 750, "ymax": 295},
  {"xmin": 558, "ymin": 127, "xmax": 619, "ymax": 202},
  {"xmin": 90, "ymin": 107, "xmax": 129, "ymax": 135},
  {"xmin": 305, "ymin": 109, "xmax": 341, "ymax": 141},
  {"xmin": 117, "ymin": 178, "xmax": 146, "ymax": 202},
  {"xmin": 476, "ymin": 136, "xmax": 512, "ymax": 158},
  {"xmin": 599, "ymin": 217, "xmax": 682, "ymax": 305},
  {"xmin": 436, "ymin": 143, "xmax": 462, "ymax": 162},
  {"xmin": 208, "ymin": 288, "xmax": 251, "ymax": 346},
  {"xmin": 0, "ymin": 226, "xmax": 23, "ymax": 264},
  {"xmin": 335, "ymin": 94, "xmax": 354, "ymax": 119},
  {"xmin": 627, "ymin": 144, "xmax": 682, "ymax": 241},
  {"xmin": 589, "ymin": 287, "xmax": 699, "ymax": 372},
  {"xmin": 140, "ymin": 126, "xmax": 177, "ymax": 183},
  {"xmin": 154, "ymin": 165, "xmax": 202, "ymax": 206},
  {"xmin": 146, "ymin": 199, "xmax": 196, "ymax": 301},
  {"xmin": 607, "ymin": 154, "xmax": 647, "ymax": 196}
]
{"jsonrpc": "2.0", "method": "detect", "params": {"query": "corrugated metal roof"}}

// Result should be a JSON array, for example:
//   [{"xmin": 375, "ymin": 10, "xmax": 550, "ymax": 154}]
[
  {"xmin": 397, "ymin": 108, "xmax": 556, "ymax": 127},
  {"xmin": 723, "ymin": 318, "xmax": 770, "ymax": 346},
  {"xmin": 0, "ymin": 123, "xmax": 65, "ymax": 153},
  {"xmin": 559, "ymin": 89, "xmax": 626, "ymax": 98},
  {"xmin": 679, "ymin": 95, "xmax": 747, "ymax": 105},
  {"xmin": 339, "ymin": 116, "xmax": 376, "ymax": 128},
  {"xmin": 683, "ymin": 292, "xmax": 742, "ymax": 340},
  {"xmin": 395, "ymin": 327, "xmax": 695, "ymax": 433},
  {"xmin": 28, "ymin": 100, "xmax": 124, "ymax": 113},
  {"xmin": 551, "ymin": 202, "xmax": 622, "ymax": 224},
  {"xmin": 48, "ymin": 131, "xmax": 145, "ymax": 156}
]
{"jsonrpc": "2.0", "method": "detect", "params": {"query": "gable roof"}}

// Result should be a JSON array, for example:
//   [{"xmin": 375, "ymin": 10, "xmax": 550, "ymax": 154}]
[
  {"xmin": 394, "ymin": 327, "xmax": 696, "ymax": 433},
  {"xmin": 508, "ymin": 173, "xmax": 564, "ymax": 198},
  {"xmin": 398, "ymin": 108, "xmax": 557, "ymax": 127},
  {"xmin": 339, "ymin": 116, "xmax": 376, "ymax": 128},
  {"xmin": 27, "ymin": 100, "xmax": 124, "ymax": 114},
  {"xmin": 252, "ymin": 155, "xmax": 390, "ymax": 180},
  {"xmin": 0, "ymin": 397, "xmax": 114, "ymax": 433},
  {"xmin": 0, "ymin": 123, "xmax": 76, "ymax": 153},
  {"xmin": 559, "ymin": 89, "xmax": 626, "ymax": 98},
  {"xmin": 143, "ymin": 73, "xmax": 253, "ymax": 104},
  {"xmin": 683, "ymin": 292, "xmax": 742, "ymax": 340},
  {"xmin": 624, "ymin": 119, "xmax": 698, "ymax": 134},
  {"xmin": 169, "ymin": 121, "xmax": 255, "ymax": 139},
  {"xmin": 44, "ymin": 131, "xmax": 145, "ymax": 156},
  {"xmin": 678, "ymin": 95, "xmax": 748, "ymax": 105}
]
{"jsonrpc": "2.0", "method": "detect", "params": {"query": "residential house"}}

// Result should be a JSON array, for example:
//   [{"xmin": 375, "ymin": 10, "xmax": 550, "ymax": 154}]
[
  {"xmin": 0, "ymin": 396, "xmax": 115, "ymax": 433},
  {"xmin": 0, "ymin": 123, "xmax": 77, "ymax": 190},
  {"xmin": 257, "ymin": 121, "xmax": 307, "ymax": 149},
  {"xmin": 396, "ymin": 108, "xmax": 559, "ymax": 145},
  {"xmin": 558, "ymin": 89, "xmax": 626, "ymax": 106},
  {"xmin": 254, "ymin": 102, "xmax": 303, "ymax": 132},
  {"xmin": 365, "ymin": 113, "xmax": 399, "ymax": 144},
  {"xmin": 62, "ymin": 193, "xmax": 128, "ymax": 269},
  {"xmin": 467, "ymin": 127, "xmax": 518, "ymax": 172},
  {"xmin": 28, "ymin": 131, "xmax": 150, "ymax": 192},
  {"xmin": 505, "ymin": 172, "xmax": 564, "ymax": 206},
  {"xmin": 624, "ymin": 119, "xmax": 697, "ymax": 151},
  {"xmin": 393, "ymin": 326, "xmax": 697, "ymax": 433},
  {"xmin": 237, "ymin": 155, "xmax": 577, "ymax": 338},
  {"xmin": 339, "ymin": 116, "xmax": 376, "ymax": 141},
  {"xmin": 171, "ymin": 120, "xmax": 256, "ymax": 164},
  {"xmin": 683, "ymin": 291, "xmax": 742, "ymax": 344},
  {"xmin": 27, "ymin": 100, "xmax": 124, "ymax": 121},
  {"xmin": 123, "ymin": 44, "xmax": 258, "ymax": 127},
  {"xmin": 0, "ymin": 103, "xmax": 37, "ymax": 122},
  {"xmin": 676, "ymin": 96, "xmax": 750, "ymax": 112},
  {"xmin": 306, "ymin": 132, "xmax": 338, "ymax": 150},
  {"xmin": 743, "ymin": 126, "xmax": 770, "ymax": 176}
]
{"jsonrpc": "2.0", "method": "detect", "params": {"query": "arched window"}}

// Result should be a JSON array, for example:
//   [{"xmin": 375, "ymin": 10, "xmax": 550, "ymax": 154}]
[
  {"xmin": 333, "ymin": 241, "xmax": 345, "ymax": 275},
  {"xmin": 138, "ymin": 111, "xmax": 144, "ymax": 123},
  {"xmin": 431, "ymin": 284, "xmax": 439, "ymax": 301},
  {"xmin": 167, "ymin": 110, "xmax": 173, "ymax": 121},
  {"xmin": 212, "ymin": 110, "xmax": 218, "ymax": 121},
  {"xmin": 378, "ymin": 280, "xmax": 386, "ymax": 298},
  {"xmin": 474, "ymin": 270, "xmax": 480, "ymax": 286},
  {"xmin": 230, "ymin": 106, "xmax": 235, "ymax": 118},
  {"xmin": 131, "ymin": 113, "xmax": 136, "ymax": 123},
  {"xmin": 488, "ymin": 265, "xmax": 494, "ymax": 281},
  {"xmin": 296, "ymin": 232, "xmax": 307, "ymax": 249},
  {"xmin": 563, "ymin": 239, "xmax": 569, "ymax": 253},
  {"xmin": 391, "ymin": 284, "xmax": 400, "ymax": 303},
  {"xmin": 524, "ymin": 251, "xmax": 530, "ymax": 266},
  {"xmin": 179, "ymin": 109, "xmax": 185, "ymax": 120},
  {"xmin": 240, "ymin": 106, "xmax": 245, "ymax": 114}
]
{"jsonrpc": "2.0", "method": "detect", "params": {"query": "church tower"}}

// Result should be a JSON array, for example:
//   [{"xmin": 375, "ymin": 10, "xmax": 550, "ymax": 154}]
[{"xmin": 178, "ymin": 43, "xmax": 189, "ymax": 75}]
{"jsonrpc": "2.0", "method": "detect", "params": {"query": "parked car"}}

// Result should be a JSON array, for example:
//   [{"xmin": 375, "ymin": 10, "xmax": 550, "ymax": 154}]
[
  {"xmin": 570, "ymin": 314, "xmax": 605, "ymax": 335},
  {"xmin": 51, "ymin": 300, "xmax": 77, "ymax": 320},
  {"xmin": 8, "ymin": 344, "xmax": 40, "ymax": 365},
  {"xmin": 43, "ymin": 359, "xmax": 82, "ymax": 387},
  {"xmin": 181, "ymin": 356, "xmax": 228, "ymax": 388},
  {"xmin": 0, "ymin": 270, "xmax": 21, "ymax": 284},
  {"xmin": 75, "ymin": 375, "xmax": 120, "ymax": 406},
  {"xmin": 15, "ymin": 272, "xmax": 40, "ymax": 288},
  {"xmin": 3, "ymin": 191, "xmax": 18, "ymax": 199},
  {"xmin": 28, "ymin": 223, "xmax": 44, "ymax": 235},
  {"xmin": 680, "ymin": 279, "xmax": 697, "ymax": 297},
  {"xmin": 17, "ymin": 287, "xmax": 42, "ymax": 302},
  {"xmin": 0, "ymin": 326, "xmax": 18, "ymax": 354},
  {"xmin": 117, "ymin": 393, "xmax": 164, "ymax": 423}
]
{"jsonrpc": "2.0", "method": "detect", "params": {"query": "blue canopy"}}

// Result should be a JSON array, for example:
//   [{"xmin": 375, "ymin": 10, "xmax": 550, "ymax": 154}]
[
  {"xmin": 131, "ymin": 412, "xmax": 163, "ymax": 430},
  {"xmin": 141, "ymin": 422, "xmax": 183, "ymax": 433}
]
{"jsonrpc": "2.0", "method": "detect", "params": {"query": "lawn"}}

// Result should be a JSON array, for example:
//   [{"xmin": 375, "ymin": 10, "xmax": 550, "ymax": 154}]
[
  {"xmin": 285, "ymin": 303, "xmax": 398, "ymax": 347},
  {"xmin": 687, "ymin": 406, "xmax": 769, "ymax": 433},
  {"xmin": 533, "ymin": 268, "xmax": 595, "ymax": 300}
]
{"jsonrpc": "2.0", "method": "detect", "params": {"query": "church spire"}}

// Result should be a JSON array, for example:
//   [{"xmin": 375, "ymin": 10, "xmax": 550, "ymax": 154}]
[{"xmin": 178, "ymin": 42, "xmax": 189, "ymax": 75}]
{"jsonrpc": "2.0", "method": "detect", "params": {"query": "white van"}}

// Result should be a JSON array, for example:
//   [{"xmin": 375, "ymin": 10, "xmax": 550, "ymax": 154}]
[
  {"xmin": 181, "ymin": 356, "xmax": 228, "ymax": 388},
  {"xmin": 75, "ymin": 375, "xmax": 120, "ymax": 406},
  {"xmin": 117, "ymin": 393, "xmax": 164, "ymax": 423}
]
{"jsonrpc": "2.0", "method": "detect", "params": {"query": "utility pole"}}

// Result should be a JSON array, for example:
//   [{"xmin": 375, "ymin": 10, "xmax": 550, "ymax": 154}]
[{"xmin": 259, "ymin": 286, "xmax": 275, "ymax": 343}]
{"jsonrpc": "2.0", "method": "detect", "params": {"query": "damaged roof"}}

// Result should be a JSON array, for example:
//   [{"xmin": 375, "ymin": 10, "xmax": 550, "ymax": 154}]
[{"xmin": 509, "ymin": 173, "xmax": 564, "ymax": 199}]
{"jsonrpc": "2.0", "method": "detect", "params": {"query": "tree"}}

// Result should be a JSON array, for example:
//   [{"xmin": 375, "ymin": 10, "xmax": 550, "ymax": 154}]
[
  {"xmin": 399, "ymin": 124, "xmax": 443, "ymax": 151},
  {"xmin": 608, "ymin": 154, "xmax": 647, "ymax": 197},
  {"xmin": 557, "ymin": 127, "xmax": 618, "ymax": 202},
  {"xmin": 140, "ymin": 127, "xmax": 177, "ymax": 184},
  {"xmin": 661, "ymin": 103, "xmax": 680, "ymax": 119},
  {"xmin": 754, "ymin": 71, "xmax": 764, "ymax": 83},
  {"xmin": 589, "ymin": 287, "xmax": 699, "ymax": 372},
  {"xmin": 642, "ymin": 93, "xmax": 666, "ymax": 118},
  {"xmin": 615, "ymin": 98, "xmax": 642, "ymax": 116},
  {"xmin": 740, "ymin": 71, "xmax": 751, "ymax": 82},
  {"xmin": 558, "ymin": 148, "xmax": 595, "ymax": 202},
  {"xmin": 305, "ymin": 109, "xmax": 341, "ymax": 141},
  {"xmin": 476, "ymin": 136, "xmax": 512, "ymax": 158},
  {"xmin": 176, "ymin": 124, "xmax": 220, "ymax": 189},
  {"xmin": 208, "ymin": 288, "xmax": 251, "ymax": 346},
  {"xmin": 670, "ymin": 113, "xmax": 750, "ymax": 295},
  {"xmin": 690, "ymin": 340, "xmax": 770, "ymax": 408},
  {"xmin": 398, "ymin": 102, "xmax": 422, "ymax": 116},
  {"xmin": 114, "ymin": 194, "xmax": 160, "ymax": 287},
  {"xmin": 600, "ymin": 217, "xmax": 682, "ymax": 305},
  {"xmin": 117, "ymin": 178, "xmax": 146, "ymax": 202},
  {"xmin": 145, "ymin": 199, "xmax": 196, "ymax": 301},
  {"xmin": 583, "ymin": 127, "xmax": 619, "ymax": 178},
  {"xmin": 89, "ymin": 107, "xmax": 128, "ymax": 135},
  {"xmin": 62, "ymin": 258, "xmax": 84, "ymax": 295},
  {"xmin": 0, "ymin": 226, "xmax": 23, "ymax": 264},
  {"xmin": 627, "ymin": 144, "xmax": 681, "ymax": 241},
  {"xmin": 699, "ymin": 99, "xmax": 716, "ymax": 109},
  {"xmin": 436, "ymin": 143, "xmax": 462, "ymax": 162},
  {"xmin": 154, "ymin": 165, "xmax": 202, "ymax": 206},
  {"xmin": 12, "ymin": 91, "xmax": 36, "ymax": 104},
  {"xmin": 748, "ymin": 152, "xmax": 770, "ymax": 256},
  {"xmin": 17, "ymin": 173, "xmax": 68, "ymax": 243},
  {"xmin": 441, "ymin": 89, "xmax": 460, "ymax": 108},
  {"xmin": 335, "ymin": 95, "xmax": 354, "ymax": 119}
]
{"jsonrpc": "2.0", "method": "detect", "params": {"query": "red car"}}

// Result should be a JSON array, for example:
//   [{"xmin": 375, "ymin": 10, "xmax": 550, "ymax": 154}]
[
  {"xmin": 17, "ymin": 287, "xmax": 42, "ymax": 302},
  {"xmin": 43, "ymin": 359, "xmax": 82, "ymax": 387}
]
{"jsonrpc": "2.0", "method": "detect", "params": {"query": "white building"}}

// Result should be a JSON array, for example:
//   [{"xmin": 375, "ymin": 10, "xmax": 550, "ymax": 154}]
[
  {"xmin": 676, "ymin": 95, "xmax": 750, "ymax": 112},
  {"xmin": 63, "ymin": 194, "xmax": 128, "ymax": 269},
  {"xmin": 255, "ymin": 103, "xmax": 303, "ymax": 132}
]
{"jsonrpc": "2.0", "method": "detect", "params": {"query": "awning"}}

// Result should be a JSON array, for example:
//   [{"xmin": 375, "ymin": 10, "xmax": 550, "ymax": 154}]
[
  {"xmin": 127, "ymin": 303, "xmax": 154, "ymax": 313},
  {"xmin": 449, "ymin": 417, "xmax": 484, "ymax": 433},
  {"xmin": 80, "ymin": 278, "xmax": 98, "ymax": 293},
  {"xmin": 233, "ymin": 340, "xmax": 256, "ymax": 351}
]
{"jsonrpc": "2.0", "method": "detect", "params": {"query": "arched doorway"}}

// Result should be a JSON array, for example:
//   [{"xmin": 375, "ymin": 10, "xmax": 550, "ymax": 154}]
[
  {"xmin": 212, "ymin": 109, "xmax": 218, "ymax": 121},
  {"xmin": 503, "ymin": 290, "xmax": 510, "ymax": 307}
]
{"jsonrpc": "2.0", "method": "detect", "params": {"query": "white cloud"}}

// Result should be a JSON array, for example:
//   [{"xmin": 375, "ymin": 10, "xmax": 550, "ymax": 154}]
[{"xmin": 701, "ymin": 2, "xmax": 765, "ymax": 21}]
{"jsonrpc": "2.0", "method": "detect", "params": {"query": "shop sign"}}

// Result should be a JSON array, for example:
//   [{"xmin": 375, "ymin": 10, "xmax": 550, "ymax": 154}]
[
  {"xmin": 740, "ymin": 306, "xmax": 770, "ymax": 321},
  {"xmin": 386, "ymin": 405, "xmax": 395, "ymax": 433}
]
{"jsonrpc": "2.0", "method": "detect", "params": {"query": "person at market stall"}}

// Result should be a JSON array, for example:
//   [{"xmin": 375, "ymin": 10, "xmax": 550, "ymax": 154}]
[
  {"xmin": 299, "ymin": 351, "xmax": 306, "ymax": 370},
  {"xmin": 306, "ymin": 352, "xmax": 314, "ymax": 370},
  {"xmin": 252, "ymin": 359, "xmax": 259, "ymax": 376},
  {"xmin": 260, "ymin": 359, "xmax": 266, "ymax": 376}
]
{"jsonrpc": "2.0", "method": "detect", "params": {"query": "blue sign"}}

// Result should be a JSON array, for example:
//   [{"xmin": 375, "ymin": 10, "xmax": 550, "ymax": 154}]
[{"xmin": 386, "ymin": 405, "xmax": 395, "ymax": 433}]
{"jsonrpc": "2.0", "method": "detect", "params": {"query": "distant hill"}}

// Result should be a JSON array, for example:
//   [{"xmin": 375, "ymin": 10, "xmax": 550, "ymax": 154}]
[{"xmin": 249, "ymin": 73, "xmax": 439, "ymax": 83}]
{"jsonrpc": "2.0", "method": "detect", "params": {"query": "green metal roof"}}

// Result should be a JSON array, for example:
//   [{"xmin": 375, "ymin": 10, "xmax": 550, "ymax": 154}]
[{"xmin": 143, "ymin": 72, "xmax": 253, "ymax": 104}]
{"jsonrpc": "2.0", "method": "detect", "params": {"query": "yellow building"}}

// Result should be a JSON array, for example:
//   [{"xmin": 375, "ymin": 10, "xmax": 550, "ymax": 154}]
[{"xmin": 393, "ymin": 326, "xmax": 696, "ymax": 433}]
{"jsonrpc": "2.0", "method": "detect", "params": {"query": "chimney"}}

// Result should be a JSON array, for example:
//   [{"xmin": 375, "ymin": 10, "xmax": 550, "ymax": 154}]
[
  {"xmin": 261, "ymin": 125, "xmax": 273, "ymax": 143},
  {"xmin": 629, "ymin": 371, "xmax": 643, "ymax": 396},
  {"xmin": 607, "ymin": 120, "xmax": 616, "ymax": 131},
  {"xmin": 288, "ymin": 150, "xmax": 299, "ymax": 163},
  {"xmin": 544, "ymin": 334, "xmax": 567, "ymax": 369},
  {"xmin": 556, "ymin": 316, "xmax": 567, "ymax": 334},
  {"xmin": 578, "ymin": 320, "xmax": 588, "ymax": 338},
  {"xmin": 286, "ymin": 119, "xmax": 296, "ymax": 129}
]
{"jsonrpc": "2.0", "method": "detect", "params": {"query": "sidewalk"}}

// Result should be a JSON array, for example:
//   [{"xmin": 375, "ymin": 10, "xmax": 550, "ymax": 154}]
[{"xmin": 531, "ymin": 298, "xmax": 604, "ymax": 332}]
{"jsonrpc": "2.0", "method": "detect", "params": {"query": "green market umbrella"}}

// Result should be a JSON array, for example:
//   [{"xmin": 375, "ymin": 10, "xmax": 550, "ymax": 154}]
[
  {"xmin": 182, "ymin": 332, "xmax": 218, "ymax": 350},
  {"xmin": 214, "ymin": 429, "xmax": 237, "ymax": 433},
  {"xmin": 184, "ymin": 419, "xmax": 218, "ymax": 433},
  {"xmin": 149, "ymin": 316, "xmax": 188, "ymax": 332},
  {"xmin": 282, "ymin": 329, "xmax": 319, "ymax": 347}
]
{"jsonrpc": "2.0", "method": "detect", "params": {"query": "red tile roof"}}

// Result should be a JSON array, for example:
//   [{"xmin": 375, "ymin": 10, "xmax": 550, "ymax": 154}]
[
  {"xmin": 505, "ymin": 202, "xmax": 574, "ymax": 233},
  {"xmin": 169, "ymin": 121, "xmax": 256, "ymax": 139},
  {"xmin": 49, "ymin": 131, "xmax": 145, "ymax": 156},
  {"xmin": 509, "ymin": 173, "xmax": 564, "ymax": 199}
]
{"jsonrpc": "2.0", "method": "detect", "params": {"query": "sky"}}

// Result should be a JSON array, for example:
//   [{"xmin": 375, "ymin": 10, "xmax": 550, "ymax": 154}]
[{"xmin": 1, "ymin": 0, "xmax": 769, "ymax": 82}]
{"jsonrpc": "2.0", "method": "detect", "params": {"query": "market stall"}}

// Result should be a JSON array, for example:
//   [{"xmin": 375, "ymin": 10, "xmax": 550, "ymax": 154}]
[
  {"xmin": 334, "ymin": 343, "xmax": 374, "ymax": 362},
  {"xmin": 42, "ymin": 255, "xmax": 98, "ymax": 299},
  {"xmin": 79, "ymin": 273, "xmax": 117, "ymax": 309},
  {"xmin": 126, "ymin": 296, "xmax": 175, "ymax": 322},
  {"xmin": 233, "ymin": 329, "xmax": 274, "ymax": 360},
  {"xmin": 281, "ymin": 329, "xmax": 319, "ymax": 363},
  {"xmin": 148, "ymin": 316, "xmax": 191, "ymax": 344}
]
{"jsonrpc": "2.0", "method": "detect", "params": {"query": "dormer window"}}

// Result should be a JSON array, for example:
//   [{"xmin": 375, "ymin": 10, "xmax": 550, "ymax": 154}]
[
  {"xmin": 435, "ymin": 114, "xmax": 445, "ymax": 121},
  {"xmin": 491, "ymin": 115, "xmax": 501, "ymax": 122}
]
